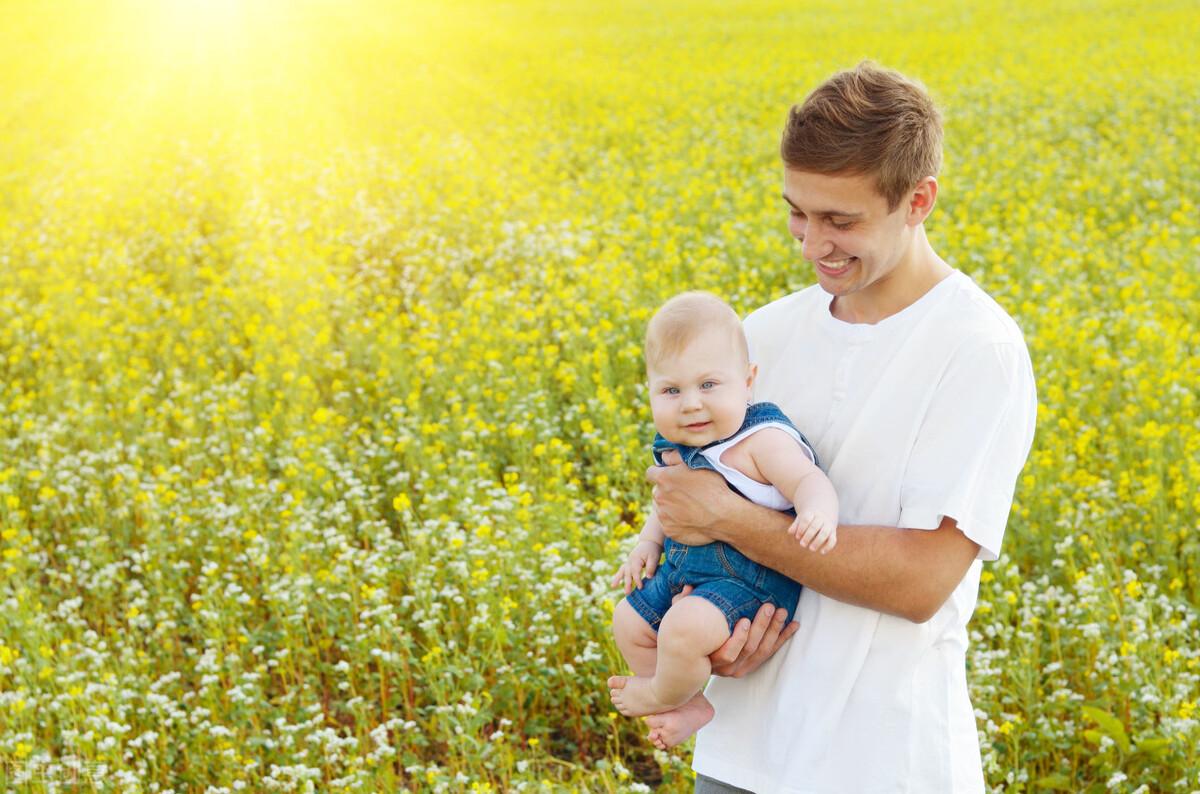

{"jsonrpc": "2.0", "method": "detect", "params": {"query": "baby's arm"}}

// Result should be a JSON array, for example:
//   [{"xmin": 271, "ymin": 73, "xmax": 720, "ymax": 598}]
[
  {"xmin": 744, "ymin": 429, "xmax": 840, "ymax": 554},
  {"xmin": 611, "ymin": 512, "xmax": 667, "ymax": 594}
]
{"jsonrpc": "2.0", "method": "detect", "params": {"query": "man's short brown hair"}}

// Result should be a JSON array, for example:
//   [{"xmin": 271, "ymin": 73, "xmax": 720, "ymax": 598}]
[
  {"xmin": 644, "ymin": 291, "xmax": 748, "ymax": 372},
  {"xmin": 781, "ymin": 62, "xmax": 942, "ymax": 212}
]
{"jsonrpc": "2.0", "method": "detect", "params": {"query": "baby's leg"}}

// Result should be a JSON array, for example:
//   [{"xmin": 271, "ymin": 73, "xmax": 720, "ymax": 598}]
[
  {"xmin": 611, "ymin": 598, "xmax": 659, "ymax": 677},
  {"xmin": 610, "ymin": 596, "xmax": 729, "ymax": 717}
]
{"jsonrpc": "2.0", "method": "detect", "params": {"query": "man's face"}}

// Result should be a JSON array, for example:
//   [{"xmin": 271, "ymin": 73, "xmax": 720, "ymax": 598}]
[
  {"xmin": 648, "ymin": 328, "xmax": 753, "ymax": 448},
  {"xmin": 782, "ymin": 169, "xmax": 916, "ymax": 305}
]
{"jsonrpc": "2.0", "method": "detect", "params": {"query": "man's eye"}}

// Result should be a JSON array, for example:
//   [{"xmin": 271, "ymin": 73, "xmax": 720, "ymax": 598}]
[
  {"xmin": 790, "ymin": 210, "xmax": 805, "ymax": 218},
  {"xmin": 831, "ymin": 220, "xmax": 852, "ymax": 230}
]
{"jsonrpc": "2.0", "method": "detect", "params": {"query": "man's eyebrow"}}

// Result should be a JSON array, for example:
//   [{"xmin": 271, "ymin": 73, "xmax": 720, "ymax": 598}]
[{"xmin": 781, "ymin": 193, "xmax": 864, "ymax": 218}]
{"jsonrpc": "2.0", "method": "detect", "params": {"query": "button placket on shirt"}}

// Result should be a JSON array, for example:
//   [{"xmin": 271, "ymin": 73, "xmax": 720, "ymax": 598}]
[{"xmin": 826, "ymin": 327, "xmax": 872, "ymax": 433}]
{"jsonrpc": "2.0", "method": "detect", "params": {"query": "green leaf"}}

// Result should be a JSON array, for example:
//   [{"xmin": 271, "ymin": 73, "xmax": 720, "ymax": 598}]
[
  {"xmin": 1135, "ymin": 736, "xmax": 1171, "ymax": 759},
  {"xmin": 1035, "ymin": 773, "xmax": 1075, "ymax": 790},
  {"xmin": 1081, "ymin": 705, "xmax": 1131, "ymax": 753}
]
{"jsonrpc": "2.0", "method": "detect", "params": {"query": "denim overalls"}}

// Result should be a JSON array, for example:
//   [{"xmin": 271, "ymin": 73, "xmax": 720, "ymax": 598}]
[{"xmin": 625, "ymin": 402, "xmax": 818, "ymax": 632}]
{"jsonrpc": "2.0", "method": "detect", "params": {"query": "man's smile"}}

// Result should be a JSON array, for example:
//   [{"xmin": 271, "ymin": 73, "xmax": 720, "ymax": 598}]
[{"xmin": 817, "ymin": 257, "xmax": 857, "ymax": 277}]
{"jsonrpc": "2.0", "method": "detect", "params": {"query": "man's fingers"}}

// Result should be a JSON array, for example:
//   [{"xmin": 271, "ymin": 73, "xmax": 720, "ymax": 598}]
[
  {"xmin": 738, "ymin": 603, "xmax": 777, "ymax": 659},
  {"xmin": 772, "ymin": 616, "xmax": 800, "ymax": 650},
  {"xmin": 724, "ymin": 609, "xmax": 792, "ymax": 676},
  {"xmin": 709, "ymin": 617, "xmax": 751, "ymax": 668},
  {"xmin": 711, "ymin": 607, "xmax": 798, "ymax": 677},
  {"xmin": 660, "ymin": 449, "xmax": 683, "ymax": 466}
]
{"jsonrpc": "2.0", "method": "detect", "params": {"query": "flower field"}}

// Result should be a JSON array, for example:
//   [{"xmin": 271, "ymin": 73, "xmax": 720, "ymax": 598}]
[{"xmin": 1, "ymin": 0, "xmax": 1198, "ymax": 790}]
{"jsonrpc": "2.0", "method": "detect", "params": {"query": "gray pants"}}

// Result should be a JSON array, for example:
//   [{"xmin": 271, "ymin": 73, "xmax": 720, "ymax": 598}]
[{"xmin": 694, "ymin": 773, "xmax": 755, "ymax": 794}]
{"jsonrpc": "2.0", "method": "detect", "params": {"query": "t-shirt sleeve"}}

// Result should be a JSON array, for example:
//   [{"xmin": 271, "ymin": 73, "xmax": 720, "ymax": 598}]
[{"xmin": 898, "ymin": 340, "xmax": 1037, "ymax": 561}]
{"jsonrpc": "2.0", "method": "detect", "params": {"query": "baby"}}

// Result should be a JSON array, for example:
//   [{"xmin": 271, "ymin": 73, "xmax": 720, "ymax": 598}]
[{"xmin": 608, "ymin": 291, "xmax": 838, "ymax": 740}]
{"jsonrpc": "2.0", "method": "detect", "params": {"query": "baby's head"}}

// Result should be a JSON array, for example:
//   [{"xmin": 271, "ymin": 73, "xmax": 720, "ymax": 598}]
[{"xmin": 645, "ymin": 291, "xmax": 757, "ymax": 447}]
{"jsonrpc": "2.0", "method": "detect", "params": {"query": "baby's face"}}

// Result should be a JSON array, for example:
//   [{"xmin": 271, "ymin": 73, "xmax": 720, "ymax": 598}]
[{"xmin": 647, "ymin": 327, "xmax": 754, "ymax": 448}]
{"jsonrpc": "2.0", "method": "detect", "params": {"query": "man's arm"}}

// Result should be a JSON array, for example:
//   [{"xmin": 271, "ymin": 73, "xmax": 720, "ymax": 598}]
[{"xmin": 648, "ymin": 463, "xmax": 979, "ymax": 623}]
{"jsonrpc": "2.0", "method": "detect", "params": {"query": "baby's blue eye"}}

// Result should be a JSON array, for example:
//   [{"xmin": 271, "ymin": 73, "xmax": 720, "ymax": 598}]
[
  {"xmin": 701, "ymin": 381, "xmax": 716, "ymax": 390},
  {"xmin": 665, "ymin": 387, "xmax": 679, "ymax": 395}
]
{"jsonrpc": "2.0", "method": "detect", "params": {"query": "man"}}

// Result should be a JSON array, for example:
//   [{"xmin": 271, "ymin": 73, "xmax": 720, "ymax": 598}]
[{"xmin": 645, "ymin": 62, "xmax": 1037, "ymax": 792}]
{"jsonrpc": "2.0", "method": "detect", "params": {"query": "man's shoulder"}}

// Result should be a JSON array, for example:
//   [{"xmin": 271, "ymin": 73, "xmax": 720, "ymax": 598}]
[{"xmin": 933, "ymin": 271, "xmax": 1029, "ymax": 349}]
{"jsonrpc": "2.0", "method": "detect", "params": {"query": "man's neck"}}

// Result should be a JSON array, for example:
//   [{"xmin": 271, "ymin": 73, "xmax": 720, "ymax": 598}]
[{"xmin": 831, "ymin": 231, "xmax": 952, "ymax": 325}]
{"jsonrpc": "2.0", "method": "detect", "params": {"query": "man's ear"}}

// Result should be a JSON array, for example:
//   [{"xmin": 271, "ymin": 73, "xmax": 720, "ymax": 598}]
[{"xmin": 907, "ymin": 176, "xmax": 938, "ymax": 225}]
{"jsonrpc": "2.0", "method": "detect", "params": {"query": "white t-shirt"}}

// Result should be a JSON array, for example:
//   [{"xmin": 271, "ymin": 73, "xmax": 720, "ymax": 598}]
[{"xmin": 692, "ymin": 270, "xmax": 1037, "ymax": 793}]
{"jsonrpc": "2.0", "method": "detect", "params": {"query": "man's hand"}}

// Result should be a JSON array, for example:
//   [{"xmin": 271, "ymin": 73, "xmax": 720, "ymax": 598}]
[
  {"xmin": 672, "ymin": 587, "xmax": 799, "ymax": 677},
  {"xmin": 647, "ymin": 459, "xmax": 737, "ymax": 546},
  {"xmin": 611, "ymin": 540, "xmax": 664, "ymax": 595}
]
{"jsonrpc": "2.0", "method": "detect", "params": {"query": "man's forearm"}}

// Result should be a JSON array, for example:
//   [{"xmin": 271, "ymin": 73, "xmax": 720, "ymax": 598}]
[{"xmin": 709, "ymin": 499, "xmax": 976, "ymax": 622}]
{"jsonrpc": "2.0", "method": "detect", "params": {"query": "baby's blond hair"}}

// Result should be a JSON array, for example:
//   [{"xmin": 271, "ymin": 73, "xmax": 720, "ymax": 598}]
[{"xmin": 644, "ymin": 291, "xmax": 749, "ymax": 371}]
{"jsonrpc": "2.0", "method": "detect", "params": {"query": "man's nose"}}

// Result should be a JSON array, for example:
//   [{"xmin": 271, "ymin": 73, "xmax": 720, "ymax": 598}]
[{"xmin": 801, "ymin": 227, "xmax": 832, "ymax": 261}]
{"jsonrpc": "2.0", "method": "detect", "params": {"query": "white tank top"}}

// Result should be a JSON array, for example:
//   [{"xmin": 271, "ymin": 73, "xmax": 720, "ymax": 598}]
[{"xmin": 697, "ymin": 422, "xmax": 816, "ymax": 511}]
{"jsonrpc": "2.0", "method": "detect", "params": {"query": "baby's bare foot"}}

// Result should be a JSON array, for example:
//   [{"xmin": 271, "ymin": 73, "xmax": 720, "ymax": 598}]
[
  {"xmin": 607, "ymin": 674, "xmax": 679, "ymax": 717},
  {"xmin": 645, "ymin": 696, "xmax": 715, "ymax": 749}
]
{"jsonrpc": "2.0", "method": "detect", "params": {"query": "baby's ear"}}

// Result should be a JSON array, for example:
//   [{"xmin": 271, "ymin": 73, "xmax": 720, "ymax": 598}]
[{"xmin": 746, "ymin": 363, "xmax": 758, "ymax": 389}]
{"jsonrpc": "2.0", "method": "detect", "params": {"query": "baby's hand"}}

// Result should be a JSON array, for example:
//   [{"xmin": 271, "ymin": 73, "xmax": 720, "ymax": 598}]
[
  {"xmin": 789, "ymin": 511, "xmax": 837, "ymax": 554},
  {"xmin": 611, "ymin": 540, "xmax": 664, "ymax": 595}
]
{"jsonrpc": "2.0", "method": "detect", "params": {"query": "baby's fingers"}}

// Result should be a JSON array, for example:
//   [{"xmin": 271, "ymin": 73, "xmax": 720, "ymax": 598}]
[
  {"xmin": 814, "ymin": 522, "xmax": 838, "ymax": 554},
  {"xmin": 797, "ymin": 515, "xmax": 822, "ymax": 548},
  {"xmin": 790, "ymin": 513, "xmax": 812, "ymax": 542},
  {"xmin": 644, "ymin": 556, "xmax": 658, "ymax": 580},
  {"xmin": 619, "ymin": 568, "xmax": 638, "ymax": 594}
]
